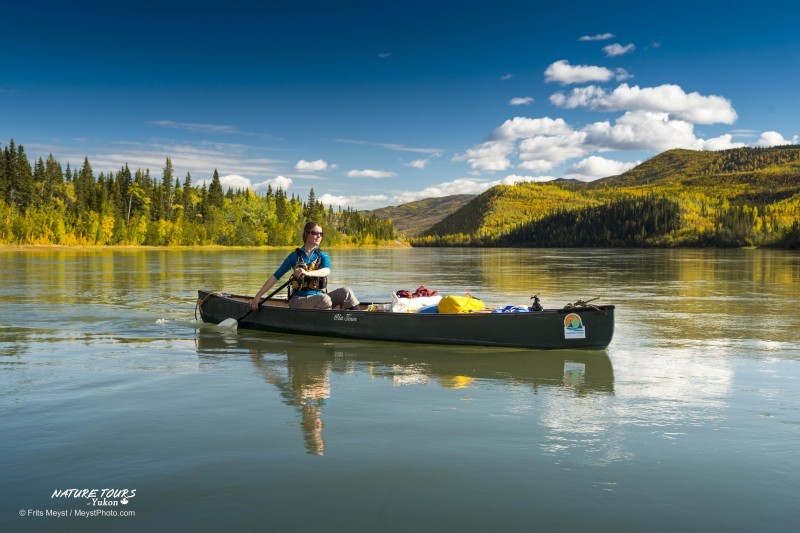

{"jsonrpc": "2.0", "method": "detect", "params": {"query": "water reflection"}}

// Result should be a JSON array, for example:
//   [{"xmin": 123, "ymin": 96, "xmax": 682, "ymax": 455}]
[{"xmin": 195, "ymin": 330, "xmax": 614, "ymax": 455}]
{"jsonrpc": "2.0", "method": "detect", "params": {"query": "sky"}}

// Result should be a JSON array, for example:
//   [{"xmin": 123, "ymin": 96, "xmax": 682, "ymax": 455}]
[{"xmin": 2, "ymin": 0, "xmax": 799, "ymax": 209}]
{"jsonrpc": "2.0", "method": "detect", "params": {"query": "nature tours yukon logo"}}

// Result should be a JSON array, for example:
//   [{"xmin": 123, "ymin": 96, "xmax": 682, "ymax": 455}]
[{"xmin": 564, "ymin": 313, "xmax": 586, "ymax": 339}]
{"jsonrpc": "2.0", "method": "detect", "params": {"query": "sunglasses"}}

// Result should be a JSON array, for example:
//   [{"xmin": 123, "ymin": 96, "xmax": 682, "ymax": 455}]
[{"xmin": 309, "ymin": 231, "xmax": 323, "ymax": 237}]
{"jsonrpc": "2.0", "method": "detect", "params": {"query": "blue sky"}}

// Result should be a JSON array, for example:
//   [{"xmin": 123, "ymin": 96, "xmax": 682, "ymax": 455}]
[{"xmin": 2, "ymin": 0, "xmax": 799, "ymax": 209}]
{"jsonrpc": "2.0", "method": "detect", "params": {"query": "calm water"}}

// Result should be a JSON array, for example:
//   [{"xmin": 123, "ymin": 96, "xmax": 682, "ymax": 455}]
[{"xmin": 1, "ymin": 247, "xmax": 799, "ymax": 532}]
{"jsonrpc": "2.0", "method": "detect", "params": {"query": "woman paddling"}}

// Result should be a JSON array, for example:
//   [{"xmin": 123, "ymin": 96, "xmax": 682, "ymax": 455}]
[{"xmin": 249, "ymin": 221, "xmax": 360, "ymax": 311}]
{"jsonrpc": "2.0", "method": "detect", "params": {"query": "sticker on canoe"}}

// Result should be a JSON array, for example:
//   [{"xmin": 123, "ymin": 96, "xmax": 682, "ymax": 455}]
[{"xmin": 564, "ymin": 313, "xmax": 586, "ymax": 339}]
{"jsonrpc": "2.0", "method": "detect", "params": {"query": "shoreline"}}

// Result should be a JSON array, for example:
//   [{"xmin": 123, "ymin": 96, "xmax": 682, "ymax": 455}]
[{"xmin": 0, "ymin": 242, "xmax": 410, "ymax": 251}]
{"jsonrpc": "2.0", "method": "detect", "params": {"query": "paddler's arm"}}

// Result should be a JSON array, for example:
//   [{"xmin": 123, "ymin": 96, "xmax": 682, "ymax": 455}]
[
  {"xmin": 295, "ymin": 267, "xmax": 330, "ymax": 278},
  {"xmin": 250, "ymin": 275, "xmax": 278, "ymax": 309}
]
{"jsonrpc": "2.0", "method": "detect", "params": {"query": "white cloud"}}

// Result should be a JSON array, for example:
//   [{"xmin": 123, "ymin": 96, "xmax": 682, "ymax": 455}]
[
  {"xmin": 253, "ymin": 175, "xmax": 293, "ymax": 192},
  {"xmin": 551, "ymin": 83, "xmax": 738, "ymax": 124},
  {"xmin": 378, "ymin": 52, "xmax": 391, "ymax": 59},
  {"xmin": 500, "ymin": 73, "xmax": 514, "ymax": 80},
  {"xmin": 458, "ymin": 109, "xmax": 753, "ymax": 181},
  {"xmin": 603, "ymin": 43, "xmax": 636, "ymax": 57},
  {"xmin": 518, "ymin": 130, "xmax": 589, "ymax": 170},
  {"xmin": 567, "ymin": 156, "xmax": 639, "ymax": 179},
  {"xmin": 319, "ymin": 193, "xmax": 389, "ymax": 208},
  {"xmin": 550, "ymin": 85, "xmax": 607, "ymax": 108},
  {"xmin": 452, "ymin": 140, "xmax": 514, "ymax": 171},
  {"xmin": 346, "ymin": 169, "xmax": 397, "ymax": 179},
  {"xmin": 578, "ymin": 33, "xmax": 615, "ymax": 41},
  {"xmin": 544, "ymin": 60, "xmax": 616, "ymax": 85},
  {"xmin": 295, "ymin": 159, "xmax": 329, "ymax": 171},
  {"xmin": 583, "ymin": 111, "xmax": 698, "ymax": 151},
  {"xmin": 405, "ymin": 152, "xmax": 442, "ymax": 169},
  {"xmin": 491, "ymin": 117, "xmax": 572, "ymax": 141},
  {"xmin": 509, "ymin": 96, "xmax": 534, "ymax": 106},
  {"xmin": 755, "ymin": 131, "xmax": 799, "ymax": 147},
  {"xmin": 218, "ymin": 174, "xmax": 251, "ymax": 190},
  {"xmin": 693, "ymin": 134, "xmax": 745, "ymax": 151},
  {"xmin": 614, "ymin": 68, "xmax": 633, "ymax": 81}
]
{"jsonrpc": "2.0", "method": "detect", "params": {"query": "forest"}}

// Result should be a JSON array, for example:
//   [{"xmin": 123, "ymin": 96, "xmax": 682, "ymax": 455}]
[{"xmin": 0, "ymin": 139, "xmax": 395, "ymax": 246}]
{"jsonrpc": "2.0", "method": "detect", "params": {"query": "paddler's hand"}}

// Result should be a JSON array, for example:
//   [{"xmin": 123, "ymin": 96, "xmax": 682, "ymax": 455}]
[
  {"xmin": 294, "ymin": 267, "xmax": 307, "ymax": 278},
  {"xmin": 249, "ymin": 296, "xmax": 262, "ymax": 310}
]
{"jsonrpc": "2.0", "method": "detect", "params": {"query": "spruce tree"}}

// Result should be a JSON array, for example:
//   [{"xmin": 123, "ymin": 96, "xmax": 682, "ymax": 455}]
[
  {"xmin": 207, "ymin": 169, "xmax": 224, "ymax": 209},
  {"xmin": 162, "ymin": 158, "xmax": 174, "ymax": 219}
]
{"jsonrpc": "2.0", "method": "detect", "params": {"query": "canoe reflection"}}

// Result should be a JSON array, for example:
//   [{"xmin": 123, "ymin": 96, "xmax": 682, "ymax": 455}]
[{"xmin": 195, "ymin": 331, "xmax": 614, "ymax": 455}]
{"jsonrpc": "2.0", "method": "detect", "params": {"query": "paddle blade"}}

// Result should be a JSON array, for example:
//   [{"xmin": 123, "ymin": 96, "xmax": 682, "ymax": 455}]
[{"xmin": 217, "ymin": 318, "xmax": 239, "ymax": 329}]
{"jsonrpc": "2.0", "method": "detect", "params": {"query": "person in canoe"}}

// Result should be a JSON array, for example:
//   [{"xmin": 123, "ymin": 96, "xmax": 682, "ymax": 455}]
[{"xmin": 249, "ymin": 221, "xmax": 360, "ymax": 311}]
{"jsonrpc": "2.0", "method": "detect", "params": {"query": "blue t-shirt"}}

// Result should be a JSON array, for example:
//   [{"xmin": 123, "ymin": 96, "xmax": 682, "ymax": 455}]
[{"xmin": 272, "ymin": 247, "xmax": 330, "ymax": 296}]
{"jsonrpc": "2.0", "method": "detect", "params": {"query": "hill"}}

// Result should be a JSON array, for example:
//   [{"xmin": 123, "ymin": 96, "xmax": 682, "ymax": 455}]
[
  {"xmin": 366, "ymin": 194, "xmax": 474, "ymax": 236},
  {"xmin": 413, "ymin": 146, "xmax": 800, "ymax": 248},
  {"xmin": 424, "ymin": 182, "xmax": 596, "ymax": 237}
]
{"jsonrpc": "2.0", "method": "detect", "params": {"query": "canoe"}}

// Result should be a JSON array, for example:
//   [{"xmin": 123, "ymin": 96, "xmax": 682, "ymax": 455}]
[{"xmin": 196, "ymin": 290, "xmax": 615, "ymax": 350}]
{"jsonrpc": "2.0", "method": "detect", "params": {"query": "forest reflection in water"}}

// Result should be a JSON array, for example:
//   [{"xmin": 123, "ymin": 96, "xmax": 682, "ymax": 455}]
[{"xmin": 194, "ymin": 330, "xmax": 614, "ymax": 456}]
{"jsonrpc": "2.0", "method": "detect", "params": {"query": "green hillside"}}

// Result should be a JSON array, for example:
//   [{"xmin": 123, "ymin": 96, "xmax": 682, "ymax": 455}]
[
  {"xmin": 413, "ymin": 146, "xmax": 800, "ymax": 248},
  {"xmin": 424, "ymin": 182, "xmax": 598, "ymax": 238},
  {"xmin": 365, "ymin": 194, "xmax": 474, "ymax": 236}
]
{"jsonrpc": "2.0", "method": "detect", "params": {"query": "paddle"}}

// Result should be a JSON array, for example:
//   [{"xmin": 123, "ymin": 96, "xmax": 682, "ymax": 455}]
[{"xmin": 217, "ymin": 277, "xmax": 295, "ymax": 329}]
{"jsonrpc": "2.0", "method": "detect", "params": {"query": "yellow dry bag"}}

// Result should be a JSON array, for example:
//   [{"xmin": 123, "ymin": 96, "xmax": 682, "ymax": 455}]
[{"xmin": 438, "ymin": 295, "xmax": 486, "ymax": 314}]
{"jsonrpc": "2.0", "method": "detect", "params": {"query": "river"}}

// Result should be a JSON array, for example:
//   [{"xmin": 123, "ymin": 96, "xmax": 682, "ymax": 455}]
[{"xmin": 1, "ymin": 247, "xmax": 799, "ymax": 532}]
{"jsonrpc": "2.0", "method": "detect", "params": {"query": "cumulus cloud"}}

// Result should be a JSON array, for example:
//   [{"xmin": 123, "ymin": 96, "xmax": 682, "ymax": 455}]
[
  {"xmin": 693, "ymin": 134, "xmax": 745, "ymax": 151},
  {"xmin": 457, "ymin": 108, "xmax": 756, "ymax": 180},
  {"xmin": 603, "ymin": 43, "xmax": 636, "ymax": 57},
  {"xmin": 567, "ymin": 156, "xmax": 639, "ymax": 179},
  {"xmin": 452, "ymin": 140, "xmax": 514, "ymax": 171},
  {"xmin": 218, "ymin": 174, "xmax": 251, "ymax": 190},
  {"xmin": 583, "ymin": 111, "xmax": 698, "ymax": 150},
  {"xmin": 346, "ymin": 169, "xmax": 397, "ymax": 178},
  {"xmin": 578, "ymin": 33, "xmax": 615, "ymax": 41},
  {"xmin": 519, "ymin": 130, "xmax": 589, "ymax": 171},
  {"xmin": 509, "ymin": 96, "xmax": 534, "ymax": 106},
  {"xmin": 755, "ymin": 131, "xmax": 799, "ymax": 147},
  {"xmin": 550, "ymin": 83, "xmax": 738, "ymax": 124},
  {"xmin": 544, "ymin": 60, "xmax": 616, "ymax": 85},
  {"xmin": 550, "ymin": 85, "xmax": 607, "ymax": 108},
  {"xmin": 295, "ymin": 159, "xmax": 329, "ymax": 171},
  {"xmin": 252, "ymin": 175, "xmax": 293, "ymax": 192},
  {"xmin": 491, "ymin": 117, "xmax": 572, "ymax": 141}
]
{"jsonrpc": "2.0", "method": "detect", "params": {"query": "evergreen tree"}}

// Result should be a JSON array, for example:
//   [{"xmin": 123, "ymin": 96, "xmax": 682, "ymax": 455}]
[
  {"xmin": 14, "ymin": 144, "xmax": 34, "ymax": 210},
  {"xmin": 207, "ymin": 169, "xmax": 224, "ymax": 209},
  {"xmin": 161, "ymin": 158, "xmax": 174, "ymax": 220}
]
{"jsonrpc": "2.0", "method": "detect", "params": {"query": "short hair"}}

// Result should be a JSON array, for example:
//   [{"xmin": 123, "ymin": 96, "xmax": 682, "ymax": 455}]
[{"xmin": 302, "ymin": 221, "xmax": 322, "ymax": 241}]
